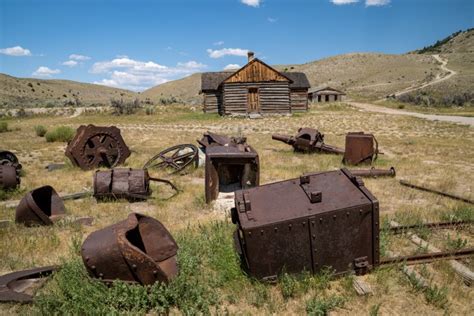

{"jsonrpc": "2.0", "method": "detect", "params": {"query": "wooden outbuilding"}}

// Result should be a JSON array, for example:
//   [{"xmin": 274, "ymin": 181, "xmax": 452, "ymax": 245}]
[
  {"xmin": 308, "ymin": 87, "xmax": 346, "ymax": 103},
  {"xmin": 200, "ymin": 52, "xmax": 310, "ymax": 115}
]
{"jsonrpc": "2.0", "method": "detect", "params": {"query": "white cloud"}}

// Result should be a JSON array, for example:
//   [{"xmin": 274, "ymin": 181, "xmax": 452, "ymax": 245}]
[
  {"xmin": 69, "ymin": 54, "xmax": 91, "ymax": 61},
  {"xmin": 241, "ymin": 0, "xmax": 260, "ymax": 7},
  {"xmin": 32, "ymin": 66, "xmax": 61, "ymax": 77},
  {"xmin": 330, "ymin": 0, "xmax": 359, "ymax": 4},
  {"xmin": 366, "ymin": 0, "xmax": 390, "ymax": 6},
  {"xmin": 223, "ymin": 64, "xmax": 241, "ymax": 71},
  {"xmin": 91, "ymin": 57, "xmax": 207, "ymax": 91},
  {"xmin": 267, "ymin": 17, "xmax": 277, "ymax": 23},
  {"xmin": 0, "ymin": 46, "xmax": 32, "ymax": 56},
  {"xmin": 213, "ymin": 41, "xmax": 224, "ymax": 46},
  {"xmin": 62, "ymin": 60, "xmax": 78, "ymax": 67},
  {"xmin": 206, "ymin": 48, "xmax": 249, "ymax": 59}
]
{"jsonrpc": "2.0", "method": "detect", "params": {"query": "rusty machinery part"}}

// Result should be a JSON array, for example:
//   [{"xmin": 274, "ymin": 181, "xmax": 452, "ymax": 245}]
[
  {"xmin": 0, "ymin": 150, "xmax": 22, "ymax": 175},
  {"xmin": 198, "ymin": 131, "xmax": 248, "ymax": 150},
  {"xmin": 380, "ymin": 247, "xmax": 474, "ymax": 266},
  {"xmin": 400, "ymin": 180, "xmax": 474, "ymax": 205},
  {"xmin": 15, "ymin": 186, "xmax": 66, "ymax": 226},
  {"xmin": 65, "ymin": 125, "xmax": 131, "ymax": 170},
  {"xmin": 94, "ymin": 168, "xmax": 178, "ymax": 202},
  {"xmin": 0, "ymin": 165, "xmax": 21, "ymax": 190},
  {"xmin": 349, "ymin": 167, "xmax": 396, "ymax": 178},
  {"xmin": 343, "ymin": 132, "xmax": 379, "ymax": 165},
  {"xmin": 272, "ymin": 128, "xmax": 344, "ymax": 155},
  {"xmin": 390, "ymin": 220, "xmax": 473, "ymax": 234},
  {"xmin": 81, "ymin": 212, "xmax": 179, "ymax": 285},
  {"xmin": 0, "ymin": 266, "xmax": 59, "ymax": 303},
  {"xmin": 205, "ymin": 144, "xmax": 260, "ymax": 204},
  {"xmin": 143, "ymin": 144, "xmax": 198, "ymax": 174},
  {"xmin": 231, "ymin": 168, "xmax": 379, "ymax": 280}
]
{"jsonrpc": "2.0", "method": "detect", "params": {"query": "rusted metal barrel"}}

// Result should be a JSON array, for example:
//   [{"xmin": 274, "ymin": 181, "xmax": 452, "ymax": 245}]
[
  {"xmin": 0, "ymin": 165, "xmax": 20, "ymax": 189},
  {"xmin": 350, "ymin": 167, "xmax": 396, "ymax": 178},
  {"xmin": 271, "ymin": 134, "xmax": 295, "ymax": 145},
  {"xmin": 81, "ymin": 212, "xmax": 179, "ymax": 285},
  {"xmin": 15, "ymin": 186, "xmax": 66, "ymax": 226}
]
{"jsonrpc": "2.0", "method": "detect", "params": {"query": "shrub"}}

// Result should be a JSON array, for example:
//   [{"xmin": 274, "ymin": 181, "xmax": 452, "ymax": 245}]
[
  {"xmin": 111, "ymin": 98, "xmax": 140, "ymax": 115},
  {"xmin": 34, "ymin": 125, "xmax": 47, "ymax": 137},
  {"xmin": 0, "ymin": 121, "xmax": 8, "ymax": 133},
  {"xmin": 145, "ymin": 106, "xmax": 156, "ymax": 115},
  {"xmin": 306, "ymin": 296, "xmax": 345, "ymax": 316},
  {"xmin": 45, "ymin": 126, "xmax": 75, "ymax": 142}
]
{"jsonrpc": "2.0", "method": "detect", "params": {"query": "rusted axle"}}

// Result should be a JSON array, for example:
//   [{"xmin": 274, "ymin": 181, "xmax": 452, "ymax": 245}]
[
  {"xmin": 400, "ymin": 180, "xmax": 474, "ymax": 205},
  {"xmin": 389, "ymin": 220, "xmax": 473, "ymax": 234},
  {"xmin": 272, "ymin": 128, "xmax": 344, "ymax": 155},
  {"xmin": 349, "ymin": 167, "xmax": 396, "ymax": 178},
  {"xmin": 381, "ymin": 247, "xmax": 474, "ymax": 266}
]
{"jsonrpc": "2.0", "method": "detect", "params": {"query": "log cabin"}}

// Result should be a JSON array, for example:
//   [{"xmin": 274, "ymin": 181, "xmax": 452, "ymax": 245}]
[
  {"xmin": 308, "ymin": 86, "xmax": 346, "ymax": 103},
  {"xmin": 200, "ymin": 52, "xmax": 310, "ymax": 115}
]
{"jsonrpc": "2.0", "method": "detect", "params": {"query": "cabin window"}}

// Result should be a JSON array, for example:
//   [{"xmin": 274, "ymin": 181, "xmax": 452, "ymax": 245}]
[{"xmin": 317, "ymin": 95, "xmax": 321, "ymax": 102}]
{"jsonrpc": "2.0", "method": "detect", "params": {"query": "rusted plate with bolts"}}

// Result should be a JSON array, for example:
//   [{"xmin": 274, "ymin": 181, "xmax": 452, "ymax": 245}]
[
  {"xmin": 272, "ymin": 128, "xmax": 344, "ymax": 154},
  {"xmin": 0, "ymin": 266, "xmax": 59, "ymax": 303},
  {"xmin": 349, "ymin": 167, "xmax": 395, "ymax": 178},
  {"xmin": 202, "ymin": 132, "xmax": 259, "ymax": 203},
  {"xmin": 0, "ymin": 165, "xmax": 20, "ymax": 189},
  {"xmin": 65, "ymin": 125, "xmax": 131, "ymax": 170},
  {"xmin": 231, "ymin": 168, "xmax": 379, "ymax": 280},
  {"xmin": 343, "ymin": 132, "xmax": 379, "ymax": 165},
  {"xmin": 143, "ymin": 144, "xmax": 198, "ymax": 174},
  {"xmin": 15, "ymin": 186, "xmax": 66, "ymax": 226},
  {"xmin": 81, "ymin": 212, "xmax": 179, "ymax": 285},
  {"xmin": 94, "ymin": 168, "xmax": 178, "ymax": 202}
]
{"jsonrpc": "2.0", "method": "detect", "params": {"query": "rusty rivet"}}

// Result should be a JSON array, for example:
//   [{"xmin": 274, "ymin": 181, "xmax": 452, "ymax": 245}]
[
  {"xmin": 359, "ymin": 209, "xmax": 363, "ymax": 214},
  {"xmin": 319, "ymin": 217, "xmax": 323, "ymax": 223},
  {"xmin": 375, "ymin": 222, "xmax": 379, "ymax": 226},
  {"xmin": 311, "ymin": 221, "xmax": 315, "ymax": 226},
  {"xmin": 312, "ymin": 234, "xmax": 316, "ymax": 239},
  {"xmin": 91, "ymin": 265, "xmax": 96, "ymax": 270},
  {"xmin": 346, "ymin": 212, "xmax": 349, "ymax": 216},
  {"xmin": 333, "ymin": 215, "xmax": 336, "ymax": 219},
  {"xmin": 248, "ymin": 232, "xmax": 252, "ymax": 236},
  {"xmin": 85, "ymin": 257, "xmax": 90, "ymax": 261},
  {"xmin": 288, "ymin": 224, "xmax": 292, "ymax": 229},
  {"xmin": 99, "ymin": 273, "xmax": 104, "ymax": 278},
  {"xmin": 274, "ymin": 227, "xmax": 278, "ymax": 232},
  {"xmin": 302, "ymin": 222, "xmax": 306, "ymax": 226},
  {"xmin": 153, "ymin": 270, "xmax": 158, "ymax": 275},
  {"xmin": 314, "ymin": 249, "xmax": 317, "ymax": 252},
  {"xmin": 132, "ymin": 264, "xmax": 137, "ymax": 270},
  {"xmin": 260, "ymin": 229, "xmax": 264, "ymax": 235}
]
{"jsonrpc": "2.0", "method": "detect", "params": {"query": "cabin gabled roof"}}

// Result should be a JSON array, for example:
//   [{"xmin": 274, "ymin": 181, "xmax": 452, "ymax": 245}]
[
  {"xmin": 222, "ymin": 58, "xmax": 292, "ymax": 84},
  {"xmin": 309, "ymin": 86, "xmax": 346, "ymax": 95}
]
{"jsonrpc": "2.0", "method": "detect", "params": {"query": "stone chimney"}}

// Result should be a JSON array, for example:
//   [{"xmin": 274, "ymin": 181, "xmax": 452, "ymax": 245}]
[{"xmin": 247, "ymin": 51, "xmax": 255, "ymax": 62}]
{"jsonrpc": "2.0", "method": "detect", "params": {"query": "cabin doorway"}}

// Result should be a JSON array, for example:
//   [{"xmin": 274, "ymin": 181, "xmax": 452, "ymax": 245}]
[{"xmin": 247, "ymin": 88, "xmax": 259, "ymax": 113}]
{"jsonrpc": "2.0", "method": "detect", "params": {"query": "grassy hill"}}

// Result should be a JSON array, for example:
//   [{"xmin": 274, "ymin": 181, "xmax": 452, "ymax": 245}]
[
  {"xmin": 140, "ymin": 73, "xmax": 201, "ymax": 106},
  {"xmin": 0, "ymin": 73, "xmax": 136, "ymax": 108}
]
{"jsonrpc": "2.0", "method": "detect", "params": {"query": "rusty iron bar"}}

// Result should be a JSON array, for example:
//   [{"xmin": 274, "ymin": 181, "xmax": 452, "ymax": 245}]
[
  {"xmin": 380, "ymin": 247, "xmax": 474, "ymax": 266},
  {"xmin": 390, "ymin": 220, "xmax": 473, "ymax": 234},
  {"xmin": 400, "ymin": 180, "xmax": 474, "ymax": 205},
  {"xmin": 349, "ymin": 167, "xmax": 396, "ymax": 178}
]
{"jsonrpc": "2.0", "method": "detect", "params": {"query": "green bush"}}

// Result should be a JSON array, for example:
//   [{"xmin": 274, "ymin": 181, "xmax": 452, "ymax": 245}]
[
  {"xmin": 34, "ymin": 125, "xmax": 47, "ymax": 137},
  {"xmin": 306, "ymin": 296, "xmax": 345, "ymax": 316},
  {"xmin": 0, "ymin": 121, "xmax": 8, "ymax": 133},
  {"xmin": 45, "ymin": 126, "xmax": 75, "ymax": 142}
]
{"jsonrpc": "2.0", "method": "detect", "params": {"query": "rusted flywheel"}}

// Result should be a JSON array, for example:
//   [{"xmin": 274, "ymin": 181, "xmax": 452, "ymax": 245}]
[
  {"xmin": 143, "ymin": 144, "xmax": 198, "ymax": 174},
  {"xmin": 65, "ymin": 125, "xmax": 131, "ymax": 170},
  {"xmin": 0, "ymin": 150, "xmax": 22, "ymax": 172}
]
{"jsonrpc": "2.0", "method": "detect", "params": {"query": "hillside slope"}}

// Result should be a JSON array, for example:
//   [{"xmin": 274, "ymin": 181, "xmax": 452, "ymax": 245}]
[
  {"xmin": 0, "ymin": 73, "xmax": 136, "ymax": 108},
  {"xmin": 141, "ymin": 73, "xmax": 201, "ymax": 105}
]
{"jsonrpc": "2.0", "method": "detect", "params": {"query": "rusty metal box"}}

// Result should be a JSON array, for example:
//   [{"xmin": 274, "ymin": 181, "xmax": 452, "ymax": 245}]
[
  {"xmin": 231, "ymin": 169, "xmax": 379, "ymax": 280},
  {"xmin": 343, "ymin": 132, "xmax": 378, "ymax": 165}
]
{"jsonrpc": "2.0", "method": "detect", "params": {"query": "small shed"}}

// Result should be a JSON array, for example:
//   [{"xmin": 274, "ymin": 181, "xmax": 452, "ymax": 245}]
[
  {"xmin": 200, "ymin": 52, "xmax": 310, "ymax": 115},
  {"xmin": 308, "ymin": 87, "xmax": 346, "ymax": 103}
]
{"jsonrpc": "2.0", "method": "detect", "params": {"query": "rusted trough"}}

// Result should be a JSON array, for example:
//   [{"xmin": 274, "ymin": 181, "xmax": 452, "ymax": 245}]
[
  {"xmin": 272, "ymin": 128, "xmax": 344, "ymax": 154},
  {"xmin": 343, "ymin": 132, "xmax": 379, "ymax": 165},
  {"xmin": 231, "ymin": 169, "xmax": 379, "ymax": 280},
  {"xmin": 81, "ymin": 213, "xmax": 179, "ymax": 285},
  {"xmin": 199, "ymin": 132, "xmax": 259, "ymax": 203},
  {"xmin": 65, "ymin": 125, "xmax": 131, "ymax": 170}
]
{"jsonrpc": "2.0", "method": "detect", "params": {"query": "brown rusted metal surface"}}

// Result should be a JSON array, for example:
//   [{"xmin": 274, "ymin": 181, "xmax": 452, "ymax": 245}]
[
  {"xmin": 15, "ymin": 186, "xmax": 66, "ymax": 226},
  {"xmin": 343, "ymin": 132, "xmax": 379, "ymax": 165},
  {"xmin": 272, "ymin": 128, "xmax": 344, "ymax": 154},
  {"xmin": 231, "ymin": 168, "xmax": 379, "ymax": 280},
  {"xmin": 94, "ymin": 168, "xmax": 177, "ymax": 202},
  {"xmin": 0, "ymin": 165, "xmax": 20, "ymax": 190},
  {"xmin": 0, "ymin": 150, "xmax": 22, "ymax": 172},
  {"xmin": 143, "ymin": 144, "xmax": 198, "ymax": 174},
  {"xmin": 201, "ymin": 132, "xmax": 259, "ymax": 203},
  {"xmin": 349, "ymin": 167, "xmax": 396, "ymax": 178},
  {"xmin": 380, "ymin": 247, "xmax": 474, "ymax": 266},
  {"xmin": 81, "ymin": 213, "xmax": 178, "ymax": 285},
  {"xmin": 390, "ymin": 220, "xmax": 473, "ymax": 234},
  {"xmin": 0, "ymin": 266, "xmax": 59, "ymax": 303},
  {"xmin": 400, "ymin": 180, "xmax": 474, "ymax": 205},
  {"xmin": 65, "ymin": 125, "xmax": 131, "ymax": 170}
]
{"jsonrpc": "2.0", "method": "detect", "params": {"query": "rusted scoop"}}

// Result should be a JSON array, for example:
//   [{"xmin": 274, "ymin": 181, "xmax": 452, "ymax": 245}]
[
  {"xmin": 15, "ymin": 186, "xmax": 66, "ymax": 226},
  {"xmin": 81, "ymin": 213, "xmax": 179, "ymax": 285}
]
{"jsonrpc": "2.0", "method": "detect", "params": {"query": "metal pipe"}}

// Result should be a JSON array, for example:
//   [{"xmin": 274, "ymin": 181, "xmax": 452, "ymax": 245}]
[
  {"xmin": 400, "ymin": 180, "xmax": 474, "ymax": 205},
  {"xmin": 389, "ymin": 220, "xmax": 473, "ymax": 234},
  {"xmin": 271, "ymin": 134, "xmax": 294, "ymax": 145},
  {"xmin": 319, "ymin": 143, "xmax": 345, "ymax": 155},
  {"xmin": 380, "ymin": 247, "xmax": 474, "ymax": 266},
  {"xmin": 350, "ymin": 167, "xmax": 396, "ymax": 178}
]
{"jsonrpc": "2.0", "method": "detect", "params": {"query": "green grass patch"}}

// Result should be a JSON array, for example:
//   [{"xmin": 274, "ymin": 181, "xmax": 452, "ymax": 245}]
[
  {"xmin": 305, "ymin": 295, "xmax": 345, "ymax": 316},
  {"xmin": 45, "ymin": 126, "xmax": 75, "ymax": 142},
  {"xmin": 0, "ymin": 121, "xmax": 9, "ymax": 133}
]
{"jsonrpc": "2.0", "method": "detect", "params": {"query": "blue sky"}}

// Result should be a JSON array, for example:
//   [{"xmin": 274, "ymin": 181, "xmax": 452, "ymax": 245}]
[{"xmin": 0, "ymin": 0, "xmax": 472, "ymax": 91}]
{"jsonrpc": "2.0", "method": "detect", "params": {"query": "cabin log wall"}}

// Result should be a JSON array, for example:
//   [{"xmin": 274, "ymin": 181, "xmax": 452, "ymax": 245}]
[
  {"xmin": 290, "ymin": 89, "xmax": 308, "ymax": 112},
  {"xmin": 203, "ymin": 91, "xmax": 221, "ymax": 113}
]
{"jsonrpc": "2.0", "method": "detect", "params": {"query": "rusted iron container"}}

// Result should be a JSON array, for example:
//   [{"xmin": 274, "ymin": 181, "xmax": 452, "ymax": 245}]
[
  {"xmin": 205, "ymin": 144, "xmax": 259, "ymax": 203},
  {"xmin": 15, "ymin": 186, "xmax": 66, "ymax": 226},
  {"xmin": 65, "ymin": 125, "xmax": 131, "ymax": 170},
  {"xmin": 343, "ymin": 132, "xmax": 379, "ymax": 165},
  {"xmin": 272, "ymin": 128, "xmax": 344, "ymax": 154},
  {"xmin": 94, "ymin": 168, "xmax": 152, "ymax": 201},
  {"xmin": 81, "ymin": 213, "xmax": 178, "ymax": 285},
  {"xmin": 231, "ymin": 169, "xmax": 379, "ymax": 280},
  {"xmin": 0, "ymin": 165, "xmax": 20, "ymax": 189},
  {"xmin": 198, "ymin": 131, "xmax": 247, "ymax": 149}
]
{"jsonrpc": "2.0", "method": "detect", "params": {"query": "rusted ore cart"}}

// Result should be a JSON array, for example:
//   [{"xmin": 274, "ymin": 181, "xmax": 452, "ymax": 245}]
[{"xmin": 231, "ymin": 169, "xmax": 379, "ymax": 280}]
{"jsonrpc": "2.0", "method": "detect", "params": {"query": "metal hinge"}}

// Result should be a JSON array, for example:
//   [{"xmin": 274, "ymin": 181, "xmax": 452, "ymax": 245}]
[{"xmin": 354, "ymin": 256, "xmax": 371, "ymax": 275}]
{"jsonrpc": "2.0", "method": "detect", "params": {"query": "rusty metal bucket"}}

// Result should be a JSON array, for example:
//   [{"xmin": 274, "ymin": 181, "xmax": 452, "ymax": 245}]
[
  {"xmin": 15, "ymin": 186, "xmax": 66, "ymax": 226},
  {"xmin": 0, "ymin": 165, "xmax": 20, "ymax": 190},
  {"xmin": 81, "ymin": 213, "xmax": 179, "ymax": 285},
  {"xmin": 93, "ymin": 168, "xmax": 178, "ymax": 202},
  {"xmin": 343, "ymin": 132, "xmax": 379, "ymax": 165}
]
